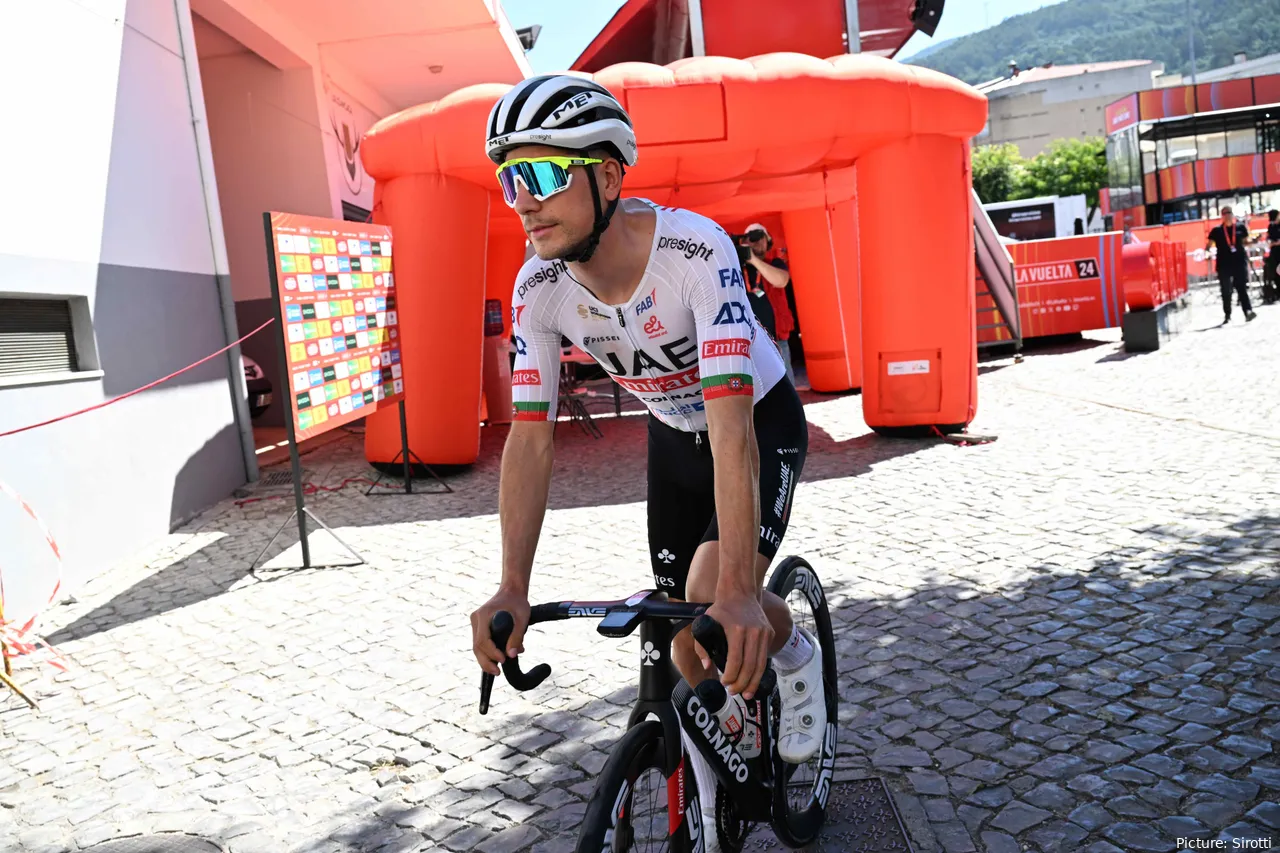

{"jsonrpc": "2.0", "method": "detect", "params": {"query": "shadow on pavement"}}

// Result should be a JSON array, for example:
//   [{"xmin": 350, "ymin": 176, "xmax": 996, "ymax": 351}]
[
  {"xmin": 192, "ymin": 506, "xmax": 1280, "ymax": 853},
  {"xmin": 41, "ymin": 401, "xmax": 939, "ymax": 647}
]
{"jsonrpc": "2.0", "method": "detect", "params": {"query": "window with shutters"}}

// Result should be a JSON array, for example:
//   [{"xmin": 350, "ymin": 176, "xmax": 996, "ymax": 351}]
[{"xmin": 0, "ymin": 297, "xmax": 84, "ymax": 378}]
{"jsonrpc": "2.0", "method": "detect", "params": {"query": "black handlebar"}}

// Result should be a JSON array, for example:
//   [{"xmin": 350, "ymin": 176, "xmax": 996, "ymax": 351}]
[
  {"xmin": 692, "ymin": 613, "xmax": 778, "ymax": 697},
  {"xmin": 479, "ymin": 610, "xmax": 553, "ymax": 715},
  {"xmin": 478, "ymin": 592, "xmax": 767, "ymax": 715}
]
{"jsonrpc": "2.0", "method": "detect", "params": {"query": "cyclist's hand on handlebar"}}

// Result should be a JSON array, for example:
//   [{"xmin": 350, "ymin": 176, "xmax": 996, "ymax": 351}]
[
  {"xmin": 471, "ymin": 588, "xmax": 530, "ymax": 677},
  {"xmin": 700, "ymin": 595, "xmax": 773, "ymax": 701}
]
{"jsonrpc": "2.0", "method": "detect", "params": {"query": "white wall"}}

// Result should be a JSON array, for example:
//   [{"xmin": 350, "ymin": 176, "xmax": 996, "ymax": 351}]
[
  {"xmin": 100, "ymin": 1, "xmax": 218, "ymax": 276},
  {"xmin": 196, "ymin": 14, "xmax": 336, "ymax": 301},
  {"xmin": 0, "ymin": 0, "xmax": 247, "ymax": 612},
  {"xmin": 0, "ymin": 0, "xmax": 126, "ymax": 266}
]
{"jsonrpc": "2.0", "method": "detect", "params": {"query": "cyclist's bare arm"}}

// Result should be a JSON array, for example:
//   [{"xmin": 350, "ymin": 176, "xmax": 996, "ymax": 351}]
[
  {"xmin": 687, "ymin": 225, "xmax": 774, "ymax": 700},
  {"xmin": 500, "ymin": 420, "xmax": 556, "ymax": 592},
  {"xmin": 706, "ymin": 395, "xmax": 761, "ymax": 599},
  {"xmin": 472, "ymin": 285, "xmax": 562, "ymax": 676},
  {"xmin": 471, "ymin": 420, "xmax": 555, "ymax": 675},
  {"xmin": 703, "ymin": 394, "xmax": 771, "ymax": 699}
]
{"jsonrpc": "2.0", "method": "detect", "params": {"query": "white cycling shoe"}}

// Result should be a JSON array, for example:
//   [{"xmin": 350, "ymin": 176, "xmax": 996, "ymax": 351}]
[{"xmin": 775, "ymin": 626, "xmax": 827, "ymax": 764}]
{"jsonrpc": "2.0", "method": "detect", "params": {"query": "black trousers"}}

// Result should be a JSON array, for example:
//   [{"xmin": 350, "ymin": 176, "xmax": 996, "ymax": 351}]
[
  {"xmin": 1264, "ymin": 250, "xmax": 1280, "ymax": 304},
  {"xmin": 1219, "ymin": 264, "xmax": 1253, "ymax": 317}
]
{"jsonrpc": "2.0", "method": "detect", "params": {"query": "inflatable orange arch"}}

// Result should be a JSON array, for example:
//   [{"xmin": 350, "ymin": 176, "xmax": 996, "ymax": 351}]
[{"xmin": 361, "ymin": 53, "xmax": 987, "ymax": 464}]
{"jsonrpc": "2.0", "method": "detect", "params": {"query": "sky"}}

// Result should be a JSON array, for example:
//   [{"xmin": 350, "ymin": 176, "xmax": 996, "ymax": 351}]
[{"xmin": 500, "ymin": 0, "xmax": 1070, "ymax": 74}]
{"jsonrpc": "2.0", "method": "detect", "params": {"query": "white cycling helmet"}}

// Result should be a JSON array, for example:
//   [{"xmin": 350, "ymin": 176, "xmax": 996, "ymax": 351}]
[{"xmin": 486, "ymin": 75, "xmax": 638, "ymax": 167}]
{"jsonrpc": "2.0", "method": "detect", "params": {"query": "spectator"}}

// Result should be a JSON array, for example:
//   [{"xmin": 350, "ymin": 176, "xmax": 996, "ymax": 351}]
[
  {"xmin": 739, "ymin": 223, "xmax": 798, "ymax": 385},
  {"xmin": 1263, "ymin": 209, "xmax": 1279, "ymax": 306},
  {"xmin": 1204, "ymin": 206, "xmax": 1257, "ymax": 324}
]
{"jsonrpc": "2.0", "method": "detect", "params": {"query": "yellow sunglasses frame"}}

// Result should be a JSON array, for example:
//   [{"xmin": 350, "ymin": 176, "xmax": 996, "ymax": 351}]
[{"xmin": 495, "ymin": 155, "xmax": 603, "ymax": 205}]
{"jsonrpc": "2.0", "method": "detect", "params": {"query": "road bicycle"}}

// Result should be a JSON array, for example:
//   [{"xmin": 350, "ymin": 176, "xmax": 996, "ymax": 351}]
[{"xmin": 478, "ymin": 556, "xmax": 839, "ymax": 852}]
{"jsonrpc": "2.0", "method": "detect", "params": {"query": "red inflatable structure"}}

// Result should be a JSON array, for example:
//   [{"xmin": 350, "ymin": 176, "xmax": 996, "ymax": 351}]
[{"xmin": 360, "ymin": 54, "xmax": 987, "ymax": 464}]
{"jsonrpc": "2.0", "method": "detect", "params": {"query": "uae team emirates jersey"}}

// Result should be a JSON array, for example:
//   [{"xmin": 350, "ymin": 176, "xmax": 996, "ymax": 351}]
[{"xmin": 510, "ymin": 202, "xmax": 786, "ymax": 432}]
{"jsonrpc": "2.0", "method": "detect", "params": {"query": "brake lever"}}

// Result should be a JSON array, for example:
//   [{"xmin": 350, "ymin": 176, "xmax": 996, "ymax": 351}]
[
  {"xmin": 478, "ymin": 611, "xmax": 553, "ymax": 715},
  {"xmin": 691, "ymin": 613, "xmax": 777, "ymax": 697}
]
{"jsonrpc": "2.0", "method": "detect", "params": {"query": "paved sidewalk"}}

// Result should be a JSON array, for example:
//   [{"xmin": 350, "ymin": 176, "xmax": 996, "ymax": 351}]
[{"xmin": 3, "ymin": 298, "xmax": 1279, "ymax": 852}]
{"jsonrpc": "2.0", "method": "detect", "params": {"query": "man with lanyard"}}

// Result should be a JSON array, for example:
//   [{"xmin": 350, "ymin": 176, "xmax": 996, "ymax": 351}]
[
  {"xmin": 470, "ymin": 76, "xmax": 827, "ymax": 768},
  {"xmin": 1205, "ymin": 206, "xmax": 1257, "ymax": 324},
  {"xmin": 739, "ymin": 223, "xmax": 798, "ymax": 386},
  {"xmin": 1263, "ymin": 209, "xmax": 1279, "ymax": 306}
]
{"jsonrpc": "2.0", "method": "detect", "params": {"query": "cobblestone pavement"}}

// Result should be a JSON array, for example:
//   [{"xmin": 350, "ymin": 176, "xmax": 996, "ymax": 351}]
[{"xmin": 3, "ymin": 297, "xmax": 1280, "ymax": 853}]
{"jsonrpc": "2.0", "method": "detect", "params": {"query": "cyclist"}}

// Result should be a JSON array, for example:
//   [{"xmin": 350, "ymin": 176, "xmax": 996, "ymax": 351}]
[{"xmin": 469, "ymin": 75, "xmax": 826, "ymax": 764}]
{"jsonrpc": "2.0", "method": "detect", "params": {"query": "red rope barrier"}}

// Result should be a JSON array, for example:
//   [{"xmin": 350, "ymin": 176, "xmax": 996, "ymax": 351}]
[{"xmin": 0, "ymin": 319, "xmax": 276, "ymax": 440}]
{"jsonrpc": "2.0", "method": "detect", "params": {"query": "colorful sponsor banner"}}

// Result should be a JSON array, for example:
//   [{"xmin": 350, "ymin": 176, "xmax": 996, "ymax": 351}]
[
  {"xmin": 265, "ymin": 212, "xmax": 404, "ymax": 442},
  {"xmin": 1105, "ymin": 93, "xmax": 1139, "ymax": 134},
  {"xmin": 1158, "ymin": 162, "xmax": 1196, "ymax": 200},
  {"xmin": 1195, "ymin": 154, "xmax": 1267, "ymax": 194},
  {"xmin": 1266, "ymin": 152, "xmax": 1280, "ymax": 187},
  {"xmin": 1195, "ymin": 79, "xmax": 1252, "ymax": 113},
  {"xmin": 1112, "ymin": 206, "xmax": 1146, "ymax": 230},
  {"xmin": 1254, "ymin": 73, "xmax": 1280, "ymax": 106},
  {"xmin": 977, "ymin": 234, "xmax": 1125, "ymax": 343},
  {"xmin": 1144, "ymin": 172, "xmax": 1158, "ymax": 203},
  {"xmin": 1139, "ymin": 85, "xmax": 1196, "ymax": 121}
]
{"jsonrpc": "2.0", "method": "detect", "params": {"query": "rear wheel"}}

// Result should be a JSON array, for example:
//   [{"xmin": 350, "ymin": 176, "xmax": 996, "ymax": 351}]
[
  {"xmin": 767, "ymin": 556, "xmax": 839, "ymax": 847},
  {"xmin": 577, "ymin": 720, "xmax": 703, "ymax": 853}
]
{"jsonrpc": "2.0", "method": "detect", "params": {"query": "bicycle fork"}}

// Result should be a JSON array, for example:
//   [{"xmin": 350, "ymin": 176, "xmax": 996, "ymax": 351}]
[{"xmin": 626, "ymin": 618, "xmax": 708, "ymax": 852}]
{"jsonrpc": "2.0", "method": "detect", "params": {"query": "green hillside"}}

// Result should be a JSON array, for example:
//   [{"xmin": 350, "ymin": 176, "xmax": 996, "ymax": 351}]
[{"xmin": 909, "ymin": 0, "xmax": 1280, "ymax": 86}]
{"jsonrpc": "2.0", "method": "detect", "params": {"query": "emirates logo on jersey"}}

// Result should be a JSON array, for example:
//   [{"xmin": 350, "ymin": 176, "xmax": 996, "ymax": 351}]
[
  {"xmin": 512, "ymin": 369, "xmax": 541, "ymax": 385},
  {"xmin": 702, "ymin": 338, "xmax": 751, "ymax": 358},
  {"xmin": 644, "ymin": 315, "xmax": 667, "ymax": 339}
]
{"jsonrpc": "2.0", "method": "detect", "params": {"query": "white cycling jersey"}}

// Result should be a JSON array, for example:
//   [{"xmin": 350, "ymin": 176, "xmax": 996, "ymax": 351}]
[{"xmin": 510, "ymin": 201, "xmax": 786, "ymax": 432}]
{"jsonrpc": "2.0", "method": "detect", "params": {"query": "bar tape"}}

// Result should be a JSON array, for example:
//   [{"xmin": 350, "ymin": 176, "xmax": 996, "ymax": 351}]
[
  {"xmin": 0, "ymin": 479, "xmax": 69, "ymax": 671},
  {"xmin": 0, "ymin": 318, "xmax": 275, "ymax": 440}
]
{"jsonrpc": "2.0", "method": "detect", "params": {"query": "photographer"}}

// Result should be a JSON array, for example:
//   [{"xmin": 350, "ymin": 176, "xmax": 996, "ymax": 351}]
[{"xmin": 737, "ymin": 223, "xmax": 798, "ymax": 385}]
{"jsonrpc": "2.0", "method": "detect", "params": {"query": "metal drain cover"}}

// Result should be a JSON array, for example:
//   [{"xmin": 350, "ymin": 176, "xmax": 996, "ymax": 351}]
[
  {"xmin": 81, "ymin": 836, "xmax": 225, "ymax": 853},
  {"xmin": 258, "ymin": 470, "xmax": 298, "ymax": 488},
  {"xmin": 742, "ymin": 777, "xmax": 914, "ymax": 851}
]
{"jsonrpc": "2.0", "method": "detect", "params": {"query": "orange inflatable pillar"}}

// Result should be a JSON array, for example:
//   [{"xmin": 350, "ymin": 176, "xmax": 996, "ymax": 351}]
[
  {"xmin": 780, "ymin": 201, "xmax": 861, "ymax": 392},
  {"xmin": 856, "ymin": 136, "xmax": 977, "ymax": 433},
  {"xmin": 365, "ymin": 174, "xmax": 490, "ymax": 464}
]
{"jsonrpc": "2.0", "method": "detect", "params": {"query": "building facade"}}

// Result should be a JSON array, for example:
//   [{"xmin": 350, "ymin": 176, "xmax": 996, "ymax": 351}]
[
  {"xmin": 1104, "ymin": 67, "xmax": 1280, "ymax": 228},
  {"xmin": 0, "ymin": 0, "xmax": 529, "ymax": 605},
  {"xmin": 977, "ymin": 60, "xmax": 1163, "ymax": 158}
]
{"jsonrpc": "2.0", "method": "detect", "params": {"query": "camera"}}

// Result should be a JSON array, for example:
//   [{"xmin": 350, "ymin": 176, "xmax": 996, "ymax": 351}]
[{"xmin": 731, "ymin": 230, "xmax": 767, "ymax": 264}]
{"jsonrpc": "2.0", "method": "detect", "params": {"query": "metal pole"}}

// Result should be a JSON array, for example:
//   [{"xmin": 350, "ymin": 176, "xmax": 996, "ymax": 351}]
[
  {"xmin": 399, "ymin": 399, "xmax": 412, "ymax": 494},
  {"xmin": 263, "ymin": 213, "xmax": 311, "ymax": 570},
  {"xmin": 1187, "ymin": 0, "xmax": 1197, "ymax": 87}
]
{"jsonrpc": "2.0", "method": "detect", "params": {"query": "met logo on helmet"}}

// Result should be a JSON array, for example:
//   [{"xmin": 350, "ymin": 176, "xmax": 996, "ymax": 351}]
[{"xmin": 550, "ymin": 92, "xmax": 592, "ymax": 123}]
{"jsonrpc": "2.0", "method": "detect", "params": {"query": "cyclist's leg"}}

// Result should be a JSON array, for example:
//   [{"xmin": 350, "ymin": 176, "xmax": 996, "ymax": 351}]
[
  {"xmin": 675, "ymin": 379, "xmax": 809, "ymax": 676},
  {"xmin": 646, "ymin": 412, "xmax": 716, "ymax": 604}
]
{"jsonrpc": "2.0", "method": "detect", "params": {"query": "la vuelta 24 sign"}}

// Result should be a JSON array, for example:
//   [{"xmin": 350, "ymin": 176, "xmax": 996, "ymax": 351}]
[{"xmin": 1005, "ymin": 234, "xmax": 1125, "ymax": 339}]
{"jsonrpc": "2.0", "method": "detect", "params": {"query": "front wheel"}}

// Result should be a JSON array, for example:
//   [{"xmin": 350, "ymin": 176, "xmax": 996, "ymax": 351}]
[
  {"xmin": 767, "ymin": 556, "xmax": 839, "ymax": 848},
  {"xmin": 577, "ymin": 720, "xmax": 705, "ymax": 853}
]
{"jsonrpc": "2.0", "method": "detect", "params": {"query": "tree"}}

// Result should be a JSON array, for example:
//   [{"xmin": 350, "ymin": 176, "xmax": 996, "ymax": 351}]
[
  {"xmin": 1014, "ymin": 137, "xmax": 1109, "ymax": 216},
  {"xmin": 971, "ymin": 143, "xmax": 1025, "ymax": 204}
]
